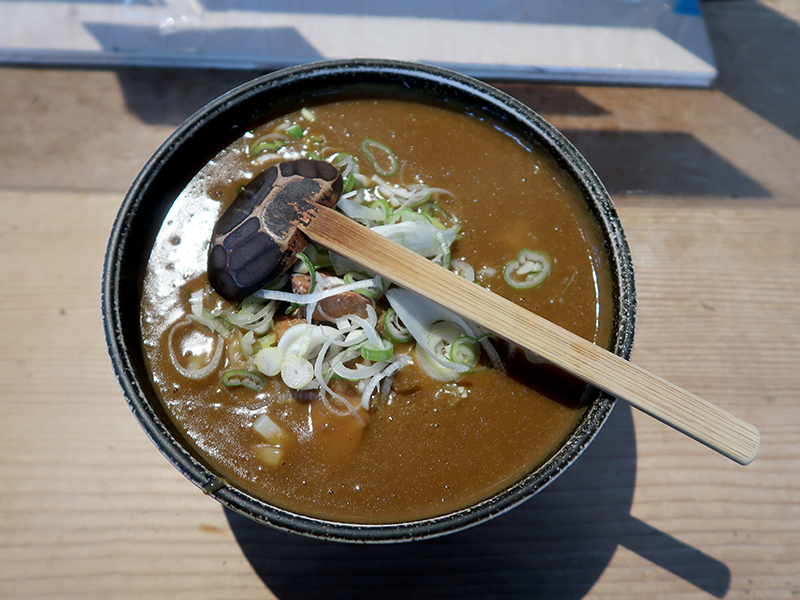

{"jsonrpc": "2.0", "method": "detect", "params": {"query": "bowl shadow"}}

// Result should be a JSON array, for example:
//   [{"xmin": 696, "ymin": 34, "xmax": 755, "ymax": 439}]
[{"xmin": 225, "ymin": 404, "xmax": 730, "ymax": 599}]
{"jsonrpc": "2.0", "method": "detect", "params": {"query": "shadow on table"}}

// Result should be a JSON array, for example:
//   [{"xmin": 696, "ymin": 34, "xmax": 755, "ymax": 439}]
[
  {"xmin": 225, "ymin": 404, "xmax": 731, "ymax": 599},
  {"xmin": 560, "ymin": 129, "xmax": 770, "ymax": 198},
  {"xmin": 113, "ymin": 67, "xmax": 268, "ymax": 126},
  {"xmin": 495, "ymin": 85, "xmax": 771, "ymax": 199},
  {"xmin": 112, "ymin": 67, "xmax": 769, "ymax": 200},
  {"xmin": 109, "ymin": 68, "xmax": 612, "ymax": 127},
  {"xmin": 105, "ymin": 0, "xmax": 800, "ymax": 184},
  {"xmin": 703, "ymin": 0, "xmax": 800, "ymax": 143}
]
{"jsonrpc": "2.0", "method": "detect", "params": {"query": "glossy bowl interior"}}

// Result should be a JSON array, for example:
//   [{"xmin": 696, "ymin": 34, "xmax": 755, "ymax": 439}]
[{"xmin": 102, "ymin": 58, "xmax": 636, "ymax": 543}]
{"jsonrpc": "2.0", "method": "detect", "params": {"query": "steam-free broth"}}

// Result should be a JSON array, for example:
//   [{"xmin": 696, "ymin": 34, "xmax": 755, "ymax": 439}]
[{"xmin": 140, "ymin": 98, "xmax": 614, "ymax": 523}]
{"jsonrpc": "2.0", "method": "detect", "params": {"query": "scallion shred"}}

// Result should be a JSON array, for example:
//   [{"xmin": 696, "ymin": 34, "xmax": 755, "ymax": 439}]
[
  {"xmin": 503, "ymin": 249, "xmax": 552, "ymax": 289},
  {"xmin": 360, "ymin": 338, "xmax": 394, "ymax": 362},
  {"xmin": 222, "ymin": 369, "xmax": 266, "ymax": 391},
  {"xmin": 382, "ymin": 307, "xmax": 413, "ymax": 343},
  {"xmin": 296, "ymin": 252, "xmax": 317, "ymax": 293},
  {"xmin": 285, "ymin": 123, "xmax": 304, "ymax": 139},
  {"xmin": 360, "ymin": 138, "xmax": 399, "ymax": 177},
  {"xmin": 343, "ymin": 271, "xmax": 384, "ymax": 299},
  {"xmin": 250, "ymin": 139, "xmax": 285, "ymax": 156}
]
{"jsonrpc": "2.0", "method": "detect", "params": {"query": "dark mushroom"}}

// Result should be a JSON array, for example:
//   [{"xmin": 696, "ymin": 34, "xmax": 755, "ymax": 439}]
[{"xmin": 207, "ymin": 159, "xmax": 342, "ymax": 300}]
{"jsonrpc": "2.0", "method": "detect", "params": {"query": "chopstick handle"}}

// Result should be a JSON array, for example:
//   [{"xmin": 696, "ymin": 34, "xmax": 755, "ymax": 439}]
[{"xmin": 302, "ymin": 205, "xmax": 761, "ymax": 465}]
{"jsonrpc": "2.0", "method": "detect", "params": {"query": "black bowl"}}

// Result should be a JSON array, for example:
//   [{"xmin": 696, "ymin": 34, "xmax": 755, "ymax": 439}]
[{"xmin": 102, "ymin": 58, "xmax": 636, "ymax": 543}]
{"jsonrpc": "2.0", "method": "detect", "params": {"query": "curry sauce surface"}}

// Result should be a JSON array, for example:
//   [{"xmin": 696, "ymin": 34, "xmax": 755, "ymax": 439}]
[{"xmin": 140, "ymin": 99, "xmax": 613, "ymax": 523}]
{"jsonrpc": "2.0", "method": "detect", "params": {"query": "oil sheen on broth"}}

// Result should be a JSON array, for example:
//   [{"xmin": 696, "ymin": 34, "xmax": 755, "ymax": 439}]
[{"xmin": 140, "ymin": 98, "xmax": 614, "ymax": 524}]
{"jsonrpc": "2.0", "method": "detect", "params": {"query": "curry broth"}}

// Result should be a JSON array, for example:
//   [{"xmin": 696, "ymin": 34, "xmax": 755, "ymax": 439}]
[{"xmin": 140, "ymin": 99, "xmax": 614, "ymax": 523}]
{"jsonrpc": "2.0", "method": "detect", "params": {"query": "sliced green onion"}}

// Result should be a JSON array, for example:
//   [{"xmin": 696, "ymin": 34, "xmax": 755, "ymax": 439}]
[
  {"xmin": 330, "ymin": 151, "xmax": 357, "ymax": 170},
  {"xmin": 413, "ymin": 343, "xmax": 463, "ymax": 383},
  {"xmin": 241, "ymin": 330, "xmax": 257, "ymax": 356},
  {"xmin": 188, "ymin": 287, "xmax": 205, "ymax": 316},
  {"xmin": 330, "ymin": 152, "xmax": 361, "ymax": 192},
  {"xmin": 359, "ymin": 354, "xmax": 412, "ymax": 410},
  {"xmin": 503, "ymin": 249, "xmax": 552, "ymax": 289},
  {"xmin": 293, "ymin": 244, "xmax": 331, "ymax": 270},
  {"xmin": 330, "ymin": 353, "xmax": 389, "ymax": 380},
  {"xmin": 167, "ymin": 318, "xmax": 224, "ymax": 380},
  {"xmin": 277, "ymin": 323, "xmax": 337, "ymax": 359},
  {"xmin": 239, "ymin": 295, "xmax": 262, "ymax": 313},
  {"xmin": 383, "ymin": 307, "xmax": 413, "ymax": 343},
  {"xmin": 388, "ymin": 208, "xmax": 430, "ymax": 225},
  {"xmin": 433, "ymin": 230, "xmax": 452, "ymax": 269},
  {"xmin": 451, "ymin": 258, "xmax": 475, "ymax": 282},
  {"xmin": 360, "ymin": 337, "xmax": 394, "ymax": 362},
  {"xmin": 427, "ymin": 321, "xmax": 464, "ymax": 355},
  {"xmin": 310, "ymin": 246, "xmax": 333, "ymax": 269},
  {"xmin": 285, "ymin": 252, "xmax": 316, "ymax": 315},
  {"xmin": 255, "ymin": 346, "xmax": 283, "ymax": 377},
  {"xmin": 285, "ymin": 123, "xmax": 304, "ymax": 139},
  {"xmin": 360, "ymin": 138, "xmax": 399, "ymax": 177},
  {"xmin": 255, "ymin": 277, "xmax": 382, "ymax": 305},
  {"xmin": 337, "ymin": 196, "xmax": 387, "ymax": 223},
  {"xmin": 371, "ymin": 221, "xmax": 458, "ymax": 258},
  {"xmin": 222, "ymin": 369, "xmax": 266, "ymax": 391},
  {"xmin": 421, "ymin": 202, "xmax": 456, "ymax": 229},
  {"xmin": 278, "ymin": 324, "xmax": 315, "ymax": 358},
  {"xmin": 297, "ymin": 244, "xmax": 318, "ymax": 266},
  {"xmin": 250, "ymin": 139, "xmax": 285, "ymax": 156},
  {"xmin": 399, "ymin": 188, "xmax": 431, "ymax": 209},
  {"xmin": 295, "ymin": 252, "xmax": 317, "ymax": 293},
  {"xmin": 384, "ymin": 288, "xmax": 473, "ymax": 376},
  {"xmin": 281, "ymin": 354, "xmax": 315, "ymax": 389},
  {"xmin": 449, "ymin": 336, "xmax": 480, "ymax": 367},
  {"xmin": 200, "ymin": 309, "xmax": 233, "ymax": 338},
  {"xmin": 343, "ymin": 271, "xmax": 384, "ymax": 299},
  {"xmin": 369, "ymin": 198, "xmax": 392, "ymax": 224},
  {"xmin": 300, "ymin": 107, "xmax": 316, "ymax": 121}
]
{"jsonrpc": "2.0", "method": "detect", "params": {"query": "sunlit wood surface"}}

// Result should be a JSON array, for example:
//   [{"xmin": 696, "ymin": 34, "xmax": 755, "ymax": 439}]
[{"xmin": 1, "ymin": 1, "xmax": 798, "ymax": 598}]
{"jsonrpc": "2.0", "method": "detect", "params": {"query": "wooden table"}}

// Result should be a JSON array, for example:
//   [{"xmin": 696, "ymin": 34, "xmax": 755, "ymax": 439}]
[{"xmin": 1, "ymin": 2, "xmax": 797, "ymax": 597}]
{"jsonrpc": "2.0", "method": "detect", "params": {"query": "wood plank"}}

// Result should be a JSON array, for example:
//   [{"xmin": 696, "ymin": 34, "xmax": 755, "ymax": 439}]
[{"xmin": 1, "ymin": 1, "xmax": 800, "ymax": 592}]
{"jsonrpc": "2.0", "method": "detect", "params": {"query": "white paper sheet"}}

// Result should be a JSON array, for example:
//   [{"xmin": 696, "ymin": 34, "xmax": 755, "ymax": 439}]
[{"xmin": 0, "ymin": 0, "xmax": 717, "ymax": 86}]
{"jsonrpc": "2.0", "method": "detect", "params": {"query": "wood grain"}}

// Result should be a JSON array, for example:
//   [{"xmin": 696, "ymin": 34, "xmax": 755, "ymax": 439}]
[{"xmin": 1, "ymin": 2, "xmax": 799, "ymax": 597}]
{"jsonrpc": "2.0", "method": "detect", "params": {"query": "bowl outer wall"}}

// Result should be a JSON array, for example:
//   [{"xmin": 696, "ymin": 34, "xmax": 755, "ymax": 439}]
[{"xmin": 101, "ymin": 58, "xmax": 637, "ymax": 543}]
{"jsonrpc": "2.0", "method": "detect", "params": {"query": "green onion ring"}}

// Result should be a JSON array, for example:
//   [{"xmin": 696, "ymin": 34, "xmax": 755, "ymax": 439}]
[
  {"xmin": 383, "ymin": 307, "xmax": 413, "ymax": 343},
  {"xmin": 503, "ymin": 249, "xmax": 552, "ymax": 289},
  {"xmin": 250, "ymin": 139, "xmax": 285, "ymax": 156},
  {"xmin": 222, "ymin": 369, "xmax": 266, "ymax": 391},
  {"xmin": 296, "ymin": 252, "xmax": 316, "ymax": 294},
  {"xmin": 285, "ymin": 252, "xmax": 316, "ymax": 315},
  {"xmin": 360, "ymin": 338, "xmax": 395, "ymax": 362},
  {"xmin": 343, "ymin": 271, "xmax": 384, "ymax": 299},
  {"xmin": 360, "ymin": 138, "xmax": 399, "ymax": 177},
  {"xmin": 369, "ymin": 198, "xmax": 393, "ymax": 224},
  {"xmin": 388, "ymin": 208, "xmax": 431, "ymax": 225},
  {"xmin": 449, "ymin": 336, "xmax": 480, "ymax": 367},
  {"xmin": 285, "ymin": 123, "xmax": 304, "ymax": 139},
  {"xmin": 434, "ymin": 230, "xmax": 452, "ymax": 270}
]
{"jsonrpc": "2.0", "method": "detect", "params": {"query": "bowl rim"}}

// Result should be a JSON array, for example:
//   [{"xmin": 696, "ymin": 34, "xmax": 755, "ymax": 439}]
[{"xmin": 102, "ymin": 58, "xmax": 636, "ymax": 543}]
